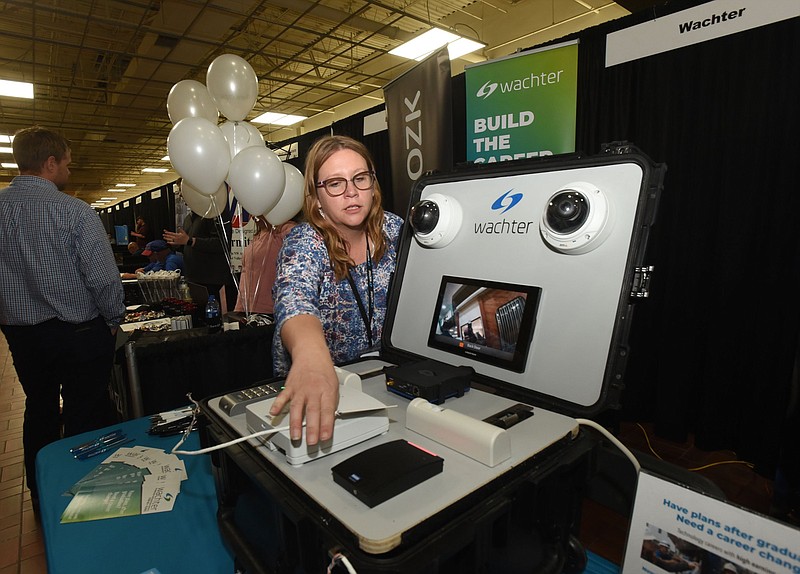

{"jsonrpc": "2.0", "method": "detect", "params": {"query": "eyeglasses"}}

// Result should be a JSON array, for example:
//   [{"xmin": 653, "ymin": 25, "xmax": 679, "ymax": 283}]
[{"xmin": 316, "ymin": 171, "xmax": 375, "ymax": 197}]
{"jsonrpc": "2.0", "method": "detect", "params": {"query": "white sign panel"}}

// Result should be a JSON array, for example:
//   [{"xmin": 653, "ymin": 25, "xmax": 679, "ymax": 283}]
[
  {"xmin": 623, "ymin": 471, "xmax": 800, "ymax": 574},
  {"xmin": 606, "ymin": 0, "xmax": 800, "ymax": 67}
]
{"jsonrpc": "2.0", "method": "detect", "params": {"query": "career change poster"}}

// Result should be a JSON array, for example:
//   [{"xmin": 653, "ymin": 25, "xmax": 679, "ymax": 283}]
[
  {"xmin": 622, "ymin": 471, "xmax": 800, "ymax": 574},
  {"xmin": 465, "ymin": 41, "xmax": 578, "ymax": 164}
]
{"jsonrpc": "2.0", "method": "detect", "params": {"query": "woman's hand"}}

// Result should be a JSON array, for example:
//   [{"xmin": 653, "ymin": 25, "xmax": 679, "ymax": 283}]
[{"xmin": 270, "ymin": 315, "xmax": 339, "ymax": 445}]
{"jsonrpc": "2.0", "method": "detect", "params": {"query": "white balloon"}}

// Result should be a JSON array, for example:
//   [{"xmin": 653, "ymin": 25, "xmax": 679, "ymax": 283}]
[
  {"xmin": 219, "ymin": 120, "xmax": 264, "ymax": 160},
  {"xmin": 266, "ymin": 163, "xmax": 305, "ymax": 224},
  {"xmin": 167, "ymin": 117, "xmax": 231, "ymax": 196},
  {"xmin": 166, "ymin": 80, "xmax": 219, "ymax": 125},
  {"xmin": 206, "ymin": 54, "xmax": 258, "ymax": 122},
  {"xmin": 180, "ymin": 180, "xmax": 228, "ymax": 219},
  {"xmin": 227, "ymin": 146, "xmax": 286, "ymax": 217}
]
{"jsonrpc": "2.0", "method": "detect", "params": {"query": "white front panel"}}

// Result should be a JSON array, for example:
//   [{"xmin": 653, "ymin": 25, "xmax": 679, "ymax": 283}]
[{"xmin": 389, "ymin": 162, "xmax": 645, "ymax": 408}]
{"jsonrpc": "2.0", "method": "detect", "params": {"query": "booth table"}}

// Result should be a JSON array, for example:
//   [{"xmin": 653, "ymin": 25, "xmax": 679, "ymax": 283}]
[{"xmin": 36, "ymin": 416, "xmax": 234, "ymax": 574}]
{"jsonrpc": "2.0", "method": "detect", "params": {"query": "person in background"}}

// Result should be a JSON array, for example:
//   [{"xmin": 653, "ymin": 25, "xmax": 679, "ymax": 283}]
[
  {"xmin": 234, "ymin": 216, "xmax": 296, "ymax": 317},
  {"xmin": 163, "ymin": 181, "xmax": 237, "ymax": 311},
  {"xmin": 0, "ymin": 126, "xmax": 125, "ymax": 510},
  {"xmin": 130, "ymin": 215, "xmax": 150, "ymax": 250},
  {"xmin": 269, "ymin": 135, "xmax": 403, "ymax": 446},
  {"xmin": 139, "ymin": 239, "xmax": 183, "ymax": 273},
  {"xmin": 120, "ymin": 239, "xmax": 183, "ymax": 278},
  {"xmin": 127, "ymin": 241, "xmax": 143, "ymax": 256}
]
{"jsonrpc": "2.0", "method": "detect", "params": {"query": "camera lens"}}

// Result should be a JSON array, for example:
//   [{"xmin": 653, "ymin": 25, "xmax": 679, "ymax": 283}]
[
  {"xmin": 546, "ymin": 191, "xmax": 589, "ymax": 233},
  {"xmin": 410, "ymin": 199, "xmax": 440, "ymax": 235}
]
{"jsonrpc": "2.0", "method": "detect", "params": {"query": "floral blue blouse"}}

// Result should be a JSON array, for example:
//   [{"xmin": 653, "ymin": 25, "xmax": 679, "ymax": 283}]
[{"xmin": 272, "ymin": 212, "xmax": 403, "ymax": 375}]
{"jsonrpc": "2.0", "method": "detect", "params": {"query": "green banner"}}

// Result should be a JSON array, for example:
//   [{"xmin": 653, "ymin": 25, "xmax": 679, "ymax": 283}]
[{"xmin": 465, "ymin": 41, "xmax": 578, "ymax": 163}]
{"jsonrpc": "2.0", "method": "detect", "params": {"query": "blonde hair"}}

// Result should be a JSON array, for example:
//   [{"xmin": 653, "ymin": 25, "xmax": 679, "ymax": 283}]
[{"xmin": 303, "ymin": 135, "xmax": 386, "ymax": 281}]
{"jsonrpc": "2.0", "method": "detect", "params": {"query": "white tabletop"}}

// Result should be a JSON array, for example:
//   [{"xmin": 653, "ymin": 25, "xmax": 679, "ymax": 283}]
[{"xmin": 206, "ymin": 359, "xmax": 580, "ymax": 554}]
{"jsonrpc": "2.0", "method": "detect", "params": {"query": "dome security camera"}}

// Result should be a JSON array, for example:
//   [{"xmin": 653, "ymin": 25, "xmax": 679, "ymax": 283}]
[
  {"xmin": 409, "ymin": 193, "xmax": 463, "ymax": 248},
  {"xmin": 540, "ymin": 182, "xmax": 612, "ymax": 255}
]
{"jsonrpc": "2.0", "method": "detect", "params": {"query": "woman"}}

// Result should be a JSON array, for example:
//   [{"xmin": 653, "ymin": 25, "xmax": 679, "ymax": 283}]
[
  {"xmin": 234, "ymin": 216, "xmax": 296, "ymax": 316},
  {"xmin": 269, "ymin": 135, "xmax": 403, "ymax": 446}
]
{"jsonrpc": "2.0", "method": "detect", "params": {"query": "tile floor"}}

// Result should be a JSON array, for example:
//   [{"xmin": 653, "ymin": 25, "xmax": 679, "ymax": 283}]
[
  {"xmin": 0, "ymin": 333, "xmax": 47, "ymax": 573},
  {"xmin": 0, "ymin": 328, "xmax": 783, "ymax": 573}
]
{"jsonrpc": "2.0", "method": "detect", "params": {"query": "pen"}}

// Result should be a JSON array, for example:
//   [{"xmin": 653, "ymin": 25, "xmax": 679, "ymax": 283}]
[
  {"xmin": 74, "ymin": 437, "xmax": 134, "ymax": 460},
  {"xmin": 69, "ymin": 430, "xmax": 124, "ymax": 453}
]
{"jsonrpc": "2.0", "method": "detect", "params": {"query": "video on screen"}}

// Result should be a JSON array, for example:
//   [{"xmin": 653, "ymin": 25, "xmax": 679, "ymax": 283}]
[{"xmin": 427, "ymin": 276, "xmax": 541, "ymax": 372}]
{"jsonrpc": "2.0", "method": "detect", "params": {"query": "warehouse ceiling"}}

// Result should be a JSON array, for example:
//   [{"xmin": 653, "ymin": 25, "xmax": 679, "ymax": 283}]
[{"xmin": 0, "ymin": 0, "xmax": 641, "ymax": 207}]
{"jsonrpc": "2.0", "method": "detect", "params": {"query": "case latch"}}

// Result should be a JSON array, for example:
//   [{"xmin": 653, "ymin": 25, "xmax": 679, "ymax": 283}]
[{"xmin": 630, "ymin": 265, "xmax": 654, "ymax": 298}]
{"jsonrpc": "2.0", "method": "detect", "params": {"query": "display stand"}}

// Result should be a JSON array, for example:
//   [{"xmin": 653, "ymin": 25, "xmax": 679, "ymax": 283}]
[{"xmin": 201, "ymin": 362, "xmax": 597, "ymax": 573}]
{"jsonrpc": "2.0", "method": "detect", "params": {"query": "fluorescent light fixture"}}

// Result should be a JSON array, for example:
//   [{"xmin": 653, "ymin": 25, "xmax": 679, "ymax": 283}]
[
  {"xmin": 446, "ymin": 37, "xmax": 486, "ymax": 60},
  {"xmin": 251, "ymin": 112, "xmax": 306, "ymax": 126},
  {"xmin": 0, "ymin": 135, "xmax": 12, "ymax": 143},
  {"xmin": 0, "ymin": 79, "xmax": 34, "ymax": 99},
  {"xmin": 161, "ymin": 155, "xmax": 170, "ymax": 161},
  {"xmin": 2, "ymin": 162, "xmax": 18, "ymax": 169},
  {"xmin": 116, "ymin": 183, "xmax": 136, "ymax": 187},
  {"xmin": 0, "ymin": 147, "xmax": 12, "ymax": 154},
  {"xmin": 101, "ymin": 197, "xmax": 117, "ymax": 200},
  {"xmin": 390, "ymin": 28, "xmax": 484, "ymax": 61},
  {"xmin": 141, "ymin": 167, "xmax": 168, "ymax": 173}
]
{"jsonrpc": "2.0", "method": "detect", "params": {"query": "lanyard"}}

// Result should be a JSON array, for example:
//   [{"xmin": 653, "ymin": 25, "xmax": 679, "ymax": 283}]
[{"xmin": 346, "ymin": 232, "xmax": 374, "ymax": 347}]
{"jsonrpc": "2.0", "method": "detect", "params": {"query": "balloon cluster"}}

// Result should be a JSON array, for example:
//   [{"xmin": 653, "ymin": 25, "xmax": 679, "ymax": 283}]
[{"xmin": 166, "ymin": 54, "xmax": 304, "ymax": 224}]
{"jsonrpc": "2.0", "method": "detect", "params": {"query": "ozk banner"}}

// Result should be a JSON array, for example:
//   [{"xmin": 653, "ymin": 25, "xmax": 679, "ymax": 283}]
[{"xmin": 384, "ymin": 46, "xmax": 453, "ymax": 215}]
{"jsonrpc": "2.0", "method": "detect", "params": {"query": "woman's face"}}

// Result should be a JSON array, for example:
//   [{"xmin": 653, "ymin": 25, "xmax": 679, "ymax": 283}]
[{"xmin": 315, "ymin": 148, "xmax": 374, "ymax": 236}]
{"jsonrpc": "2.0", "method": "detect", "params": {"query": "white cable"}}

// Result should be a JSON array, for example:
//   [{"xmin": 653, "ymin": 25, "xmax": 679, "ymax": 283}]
[
  {"xmin": 171, "ymin": 423, "xmax": 301, "ymax": 456},
  {"xmin": 576, "ymin": 418, "xmax": 641, "ymax": 473},
  {"xmin": 337, "ymin": 554, "xmax": 357, "ymax": 574},
  {"xmin": 327, "ymin": 553, "xmax": 357, "ymax": 574}
]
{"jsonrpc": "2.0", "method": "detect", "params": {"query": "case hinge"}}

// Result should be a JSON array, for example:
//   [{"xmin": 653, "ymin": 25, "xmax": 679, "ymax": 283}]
[{"xmin": 630, "ymin": 265, "xmax": 654, "ymax": 298}]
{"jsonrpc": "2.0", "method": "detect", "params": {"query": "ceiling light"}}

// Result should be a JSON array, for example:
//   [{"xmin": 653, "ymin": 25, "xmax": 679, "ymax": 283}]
[
  {"xmin": 2, "ymin": 162, "xmax": 17, "ymax": 169},
  {"xmin": 389, "ymin": 28, "xmax": 485, "ymax": 61},
  {"xmin": 142, "ymin": 168, "xmax": 168, "ymax": 173},
  {"xmin": 251, "ymin": 112, "xmax": 306, "ymax": 126},
  {"xmin": 0, "ymin": 79, "xmax": 34, "ymax": 99},
  {"xmin": 0, "ymin": 135, "xmax": 13, "ymax": 144},
  {"xmin": 446, "ymin": 37, "xmax": 486, "ymax": 60},
  {"xmin": 116, "ymin": 183, "xmax": 136, "ymax": 187},
  {"xmin": 101, "ymin": 197, "xmax": 117, "ymax": 200},
  {"xmin": 0, "ymin": 147, "xmax": 12, "ymax": 154},
  {"xmin": 161, "ymin": 155, "xmax": 170, "ymax": 161}
]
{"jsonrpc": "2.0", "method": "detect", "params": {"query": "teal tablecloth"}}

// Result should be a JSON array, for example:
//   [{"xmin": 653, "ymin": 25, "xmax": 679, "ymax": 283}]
[{"xmin": 37, "ymin": 416, "xmax": 233, "ymax": 574}]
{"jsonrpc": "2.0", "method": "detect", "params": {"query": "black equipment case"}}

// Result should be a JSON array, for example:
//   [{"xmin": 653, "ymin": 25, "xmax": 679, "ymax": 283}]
[{"xmin": 200, "ymin": 143, "xmax": 665, "ymax": 573}]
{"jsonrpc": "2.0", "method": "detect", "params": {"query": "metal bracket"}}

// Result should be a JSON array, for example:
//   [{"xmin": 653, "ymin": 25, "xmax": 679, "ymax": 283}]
[{"xmin": 631, "ymin": 265, "xmax": 654, "ymax": 298}]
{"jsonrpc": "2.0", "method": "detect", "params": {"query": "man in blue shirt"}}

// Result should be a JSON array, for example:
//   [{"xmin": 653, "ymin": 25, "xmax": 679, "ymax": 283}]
[
  {"xmin": 0, "ymin": 126, "xmax": 125, "ymax": 510},
  {"xmin": 140, "ymin": 239, "xmax": 184, "ymax": 273}
]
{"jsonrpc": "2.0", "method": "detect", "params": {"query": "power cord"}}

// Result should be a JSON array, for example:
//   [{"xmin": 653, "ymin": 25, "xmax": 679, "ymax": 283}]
[
  {"xmin": 635, "ymin": 422, "xmax": 755, "ymax": 472},
  {"xmin": 327, "ymin": 552, "xmax": 357, "ymax": 574},
  {"xmin": 576, "ymin": 418, "xmax": 641, "ymax": 473}
]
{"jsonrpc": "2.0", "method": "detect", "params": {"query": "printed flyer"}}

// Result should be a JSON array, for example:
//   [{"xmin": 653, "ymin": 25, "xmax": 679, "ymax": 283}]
[
  {"xmin": 61, "ymin": 446, "xmax": 187, "ymax": 523},
  {"xmin": 622, "ymin": 471, "xmax": 800, "ymax": 574}
]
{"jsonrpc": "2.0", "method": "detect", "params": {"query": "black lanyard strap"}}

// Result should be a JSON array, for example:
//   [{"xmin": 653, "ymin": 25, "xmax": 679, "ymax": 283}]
[{"xmin": 345, "ymin": 232, "xmax": 374, "ymax": 348}]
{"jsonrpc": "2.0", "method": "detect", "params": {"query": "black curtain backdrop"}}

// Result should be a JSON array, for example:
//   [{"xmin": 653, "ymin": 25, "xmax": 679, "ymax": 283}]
[
  {"xmin": 98, "ymin": 182, "xmax": 176, "ymax": 243},
  {"xmin": 565, "ymin": 5, "xmax": 800, "ymax": 475}
]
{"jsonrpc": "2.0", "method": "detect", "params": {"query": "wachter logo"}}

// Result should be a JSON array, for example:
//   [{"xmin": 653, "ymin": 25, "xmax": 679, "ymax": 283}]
[
  {"xmin": 476, "ymin": 80, "xmax": 498, "ymax": 100},
  {"xmin": 491, "ymin": 189, "xmax": 523, "ymax": 214},
  {"xmin": 476, "ymin": 189, "xmax": 534, "ymax": 235}
]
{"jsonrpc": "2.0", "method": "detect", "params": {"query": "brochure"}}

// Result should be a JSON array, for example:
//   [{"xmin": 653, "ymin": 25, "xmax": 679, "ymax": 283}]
[{"xmin": 61, "ymin": 446, "xmax": 187, "ymax": 523}]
